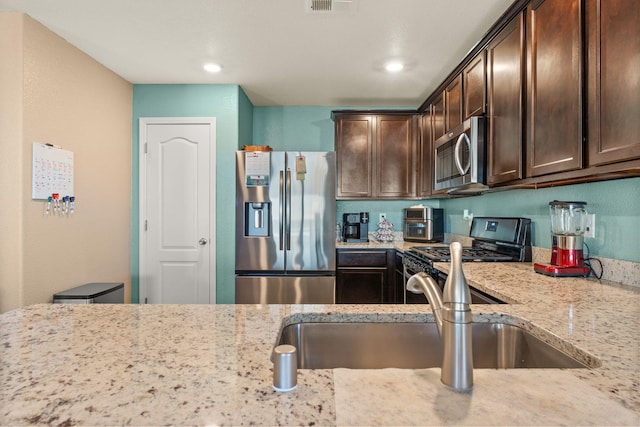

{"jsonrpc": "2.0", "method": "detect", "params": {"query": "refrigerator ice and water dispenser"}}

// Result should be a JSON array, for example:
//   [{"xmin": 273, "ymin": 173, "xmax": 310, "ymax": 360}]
[{"xmin": 245, "ymin": 202, "xmax": 271, "ymax": 237}]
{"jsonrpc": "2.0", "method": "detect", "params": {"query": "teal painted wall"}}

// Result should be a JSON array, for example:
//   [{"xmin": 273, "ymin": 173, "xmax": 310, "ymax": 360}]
[
  {"xmin": 238, "ymin": 89, "xmax": 254, "ymax": 148},
  {"xmin": 337, "ymin": 200, "xmax": 441, "ymax": 232},
  {"xmin": 441, "ymin": 178, "xmax": 640, "ymax": 263},
  {"xmin": 132, "ymin": 84, "xmax": 249, "ymax": 304},
  {"xmin": 252, "ymin": 106, "xmax": 336, "ymax": 151}
]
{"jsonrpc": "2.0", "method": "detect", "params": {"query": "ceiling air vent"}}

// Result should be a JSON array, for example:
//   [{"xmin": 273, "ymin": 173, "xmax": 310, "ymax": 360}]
[
  {"xmin": 311, "ymin": 0, "xmax": 332, "ymax": 11},
  {"xmin": 306, "ymin": 0, "xmax": 357, "ymax": 14}
]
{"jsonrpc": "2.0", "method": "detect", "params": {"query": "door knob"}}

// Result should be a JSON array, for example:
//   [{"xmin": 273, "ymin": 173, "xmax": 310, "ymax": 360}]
[{"xmin": 199, "ymin": 238, "xmax": 208, "ymax": 245}]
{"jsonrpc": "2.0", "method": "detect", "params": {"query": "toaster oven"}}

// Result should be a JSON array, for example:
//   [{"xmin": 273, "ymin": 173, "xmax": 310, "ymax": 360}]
[{"xmin": 403, "ymin": 207, "xmax": 444, "ymax": 242}]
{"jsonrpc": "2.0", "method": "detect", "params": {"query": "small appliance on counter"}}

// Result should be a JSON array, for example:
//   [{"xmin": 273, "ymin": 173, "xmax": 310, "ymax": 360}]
[
  {"xmin": 342, "ymin": 212, "xmax": 369, "ymax": 242},
  {"xmin": 374, "ymin": 216, "xmax": 395, "ymax": 242},
  {"xmin": 403, "ymin": 206, "xmax": 444, "ymax": 242},
  {"xmin": 534, "ymin": 201, "xmax": 591, "ymax": 277}
]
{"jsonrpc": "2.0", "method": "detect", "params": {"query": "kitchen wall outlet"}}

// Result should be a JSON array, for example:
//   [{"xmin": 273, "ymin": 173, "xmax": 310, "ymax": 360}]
[
  {"xmin": 379, "ymin": 213, "xmax": 386, "ymax": 223},
  {"xmin": 463, "ymin": 209, "xmax": 473, "ymax": 221},
  {"xmin": 584, "ymin": 214, "xmax": 596, "ymax": 238}
]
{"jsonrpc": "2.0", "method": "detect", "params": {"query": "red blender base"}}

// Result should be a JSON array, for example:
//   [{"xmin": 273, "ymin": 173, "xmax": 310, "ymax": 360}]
[
  {"xmin": 534, "ymin": 245, "xmax": 591, "ymax": 277},
  {"xmin": 534, "ymin": 262, "xmax": 591, "ymax": 277}
]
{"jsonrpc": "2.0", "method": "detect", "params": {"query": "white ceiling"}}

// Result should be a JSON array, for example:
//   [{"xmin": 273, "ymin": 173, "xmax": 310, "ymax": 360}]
[{"xmin": 0, "ymin": 0, "xmax": 514, "ymax": 107}]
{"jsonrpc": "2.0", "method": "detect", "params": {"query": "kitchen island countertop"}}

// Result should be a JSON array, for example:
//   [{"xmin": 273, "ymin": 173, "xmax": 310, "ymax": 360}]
[{"xmin": 1, "ymin": 263, "xmax": 639, "ymax": 426}]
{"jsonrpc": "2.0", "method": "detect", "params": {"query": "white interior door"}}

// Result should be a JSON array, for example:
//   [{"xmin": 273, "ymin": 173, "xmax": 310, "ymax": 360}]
[{"xmin": 140, "ymin": 118, "xmax": 216, "ymax": 304}]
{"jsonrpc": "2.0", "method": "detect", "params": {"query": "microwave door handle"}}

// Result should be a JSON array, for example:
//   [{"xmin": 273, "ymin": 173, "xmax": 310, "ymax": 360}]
[{"xmin": 454, "ymin": 133, "xmax": 471, "ymax": 176}]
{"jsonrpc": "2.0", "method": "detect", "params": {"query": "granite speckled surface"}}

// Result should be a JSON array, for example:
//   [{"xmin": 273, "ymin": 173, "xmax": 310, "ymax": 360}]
[
  {"xmin": 1, "ymin": 262, "xmax": 639, "ymax": 426},
  {"xmin": 339, "ymin": 234, "xmax": 640, "ymax": 288},
  {"xmin": 334, "ymin": 368, "xmax": 638, "ymax": 426}
]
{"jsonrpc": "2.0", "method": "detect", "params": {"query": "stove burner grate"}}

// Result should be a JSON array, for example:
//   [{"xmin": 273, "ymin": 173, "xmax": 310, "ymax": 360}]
[{"xmin": 408, "ymin": 246, "xmax": 516, "ymax": 262}]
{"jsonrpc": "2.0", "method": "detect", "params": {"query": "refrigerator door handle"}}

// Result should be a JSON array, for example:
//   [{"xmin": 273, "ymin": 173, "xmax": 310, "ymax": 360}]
[
  {"xmin": 285, "ymin": 169, "xmax": 292, "ymax": 250},
  {"xmin": 279, "ymin": 170, "xmax": 284, "ymax": 251}
]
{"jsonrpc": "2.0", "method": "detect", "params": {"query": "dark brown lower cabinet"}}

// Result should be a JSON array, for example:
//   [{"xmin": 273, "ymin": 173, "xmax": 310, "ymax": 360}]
[{"xmin": 336, "ymin": 249, "xmax": 395, "ymax": 304}]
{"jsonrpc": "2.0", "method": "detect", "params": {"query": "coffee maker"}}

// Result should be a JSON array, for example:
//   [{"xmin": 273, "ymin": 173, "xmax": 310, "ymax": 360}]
[
  {"xmin": 534, "ymin": 201, "xmax": 591, "ymax": 277},
  {"xmin": 342, "ymin": 212, "xmax": 369, "ymax": 243}
]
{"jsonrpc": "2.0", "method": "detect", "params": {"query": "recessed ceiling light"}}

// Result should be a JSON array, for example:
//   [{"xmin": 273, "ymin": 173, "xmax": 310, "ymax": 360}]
[
  {"xmin": 203, "ymin": 63, "xmax": 222, "ymax": 73},
  {"xmin": 385, "ymin": 62, "xmax": 404, "ymax": 72}
]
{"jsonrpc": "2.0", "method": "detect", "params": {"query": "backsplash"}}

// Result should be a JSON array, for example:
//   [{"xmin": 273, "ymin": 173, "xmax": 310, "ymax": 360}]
[{"xmin": 337, "ymin": 200, "xmax": 441, "ymax": 230}]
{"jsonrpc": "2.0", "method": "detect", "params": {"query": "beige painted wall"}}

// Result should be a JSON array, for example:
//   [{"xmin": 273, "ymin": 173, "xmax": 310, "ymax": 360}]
[
  {"xmin": 0, "ymin": 13, "xmax": 24, "ymax": 312},
  {"xmin": 0, "ymin": 13, "xmax": 133, "ymax": 312}
]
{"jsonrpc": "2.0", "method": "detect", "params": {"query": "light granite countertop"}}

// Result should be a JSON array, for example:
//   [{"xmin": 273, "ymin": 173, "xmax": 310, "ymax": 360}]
[
  {"xmin": 336, "ymin": 237, "xmax": 431, "ymax": 251},
  {"xmin": 1, "ymin": 263, "xmax": 639, "ymax": 426},
  {"xmin": 336, "ymin": 239, "xmax": 410, "ymax": 251}
]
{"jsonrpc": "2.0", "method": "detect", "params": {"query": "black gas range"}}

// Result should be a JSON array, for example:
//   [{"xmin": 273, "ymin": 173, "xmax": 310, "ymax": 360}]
[{"xmin": 402, "ymin": 217, "xmax": 531, "ymax": 304}]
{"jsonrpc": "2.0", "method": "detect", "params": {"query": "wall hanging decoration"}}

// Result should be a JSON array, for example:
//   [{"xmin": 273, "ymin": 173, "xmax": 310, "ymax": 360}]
[{"xmin": 32, "ymin": 142, "xmax": 75, "ymax": 217}]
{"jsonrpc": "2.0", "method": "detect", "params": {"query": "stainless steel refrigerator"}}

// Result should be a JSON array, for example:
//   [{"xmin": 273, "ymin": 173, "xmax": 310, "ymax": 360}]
[{"xmin": 235, "ymin": 151, "xmax": 336, "ymax": 304}]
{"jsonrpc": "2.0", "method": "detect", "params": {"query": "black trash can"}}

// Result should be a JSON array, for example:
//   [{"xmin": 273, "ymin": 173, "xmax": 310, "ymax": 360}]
[{"xmin": 53, "ymin": 282, "xmax": 124, "ymax": 304}]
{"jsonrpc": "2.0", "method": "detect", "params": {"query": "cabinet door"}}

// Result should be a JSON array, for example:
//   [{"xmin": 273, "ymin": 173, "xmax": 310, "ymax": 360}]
[
  {"xmin": 432, "ymin": 92, "xmax": 445, "ymax": 141},
  {"xmin": 394, "ymin": 252, "xmax": 405, "ymax": 304},
  {"xmin": 587, "ymin": 0, "xmax": 640, "ymax": 165},
  {"xmin": 375, "ymin": 115, "xmax": 416, "ymax": 198},
  {"xmin": 464, "ymin": 52, "xmax": 486, "ymax": 119},
  {"xmin": 487, "ymin": 14, "xmax": 525, "ymax": 185},
  {"xmin": 444, "ymin": 74, "xmax": 463, "ymax": 132},
  {"xmin": 417, "ymin": 111, "xmax": 433, "ymax": 197},
  {"xmin": 336, "ymin": 249, "xmax": 392, "ymax": 304},
  {"xmin": 335, "ymin": 115, "xmax": 373, "ymax": 198},
  {"xmin": 336, "ymin": 269, "xmax": 386, "ymax": 303},
  {"xmin": 526, "ymin": 0, "xmax": 583, "ymax": 177}
]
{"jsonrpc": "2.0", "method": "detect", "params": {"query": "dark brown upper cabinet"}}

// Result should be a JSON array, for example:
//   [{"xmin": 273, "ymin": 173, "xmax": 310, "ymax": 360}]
[
  {"xmin": 417, "ymin": 110, "xmax": 434, "ymax": 198},
  {"xmin": 525, "ymin": 0, "xmax": 583, "ymax": 177},
  {"xmin": 486, "ymin": 13, "xmax": 525, "ymax": 186},
  {"xmin": 463, "ymin": 51, "xmax": 487, "ymax": 119},
  {"xmin": 375, "ymin": 115, "xmax": 417, "ymax": 198},
  {"xmin": 444, "ymin": 74, "xmax": 463, "ymax": 132},
  {"xmin": 334, "ymin": 112, "xmax": 417, "ymax": 199},
  {"xmin": 586, "ymin": 0, "xmax": 640, "ymax": 166},
  {"xmin": 419, "ymin": 0, "xmax": 639, "ymax": 190},
  {"xmin": 432, "ymin": 92, "xmax": 445, "ymax": 141},
  {"xmin": 335, "ymin": 114, "xmax": 373, "ymax": 198}
]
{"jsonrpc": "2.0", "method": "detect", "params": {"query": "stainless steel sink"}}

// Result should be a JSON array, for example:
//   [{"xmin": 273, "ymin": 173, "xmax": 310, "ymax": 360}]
[{"xmin": 277, "ymin": 322, "xmax": 592, "ymax": 369}]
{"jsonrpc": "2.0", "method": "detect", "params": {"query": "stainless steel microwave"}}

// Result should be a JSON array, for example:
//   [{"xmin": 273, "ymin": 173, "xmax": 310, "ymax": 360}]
[{"xmin": 434, "ymin": 116, "xmax": 487, "ymax": 194}]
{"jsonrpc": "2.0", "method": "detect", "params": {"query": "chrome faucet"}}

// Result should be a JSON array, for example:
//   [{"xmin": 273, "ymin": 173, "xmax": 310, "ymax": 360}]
[{"xmin": 407, "ymin": 242, "xmax": 473, "ymax": 391}]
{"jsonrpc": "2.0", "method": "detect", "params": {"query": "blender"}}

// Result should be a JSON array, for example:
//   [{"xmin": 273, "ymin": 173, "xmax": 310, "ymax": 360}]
[{"xmin": 534, "ymin": 201, "xmax": 591, "ymax": 277}]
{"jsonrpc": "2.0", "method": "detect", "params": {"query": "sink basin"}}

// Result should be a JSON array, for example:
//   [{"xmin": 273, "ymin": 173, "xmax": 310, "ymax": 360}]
[{"xmin": 277, "ymin": 322, "xmax": 591, "ymax": 369}]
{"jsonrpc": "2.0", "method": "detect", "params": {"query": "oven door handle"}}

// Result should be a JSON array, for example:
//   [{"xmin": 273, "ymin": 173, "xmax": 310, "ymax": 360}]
[
  {"xmin": 402, "ymin": 265, "xmax": 410, "ymax": 304},
  {"xmin": 454, "ymin": 133, "xmax": 471, "ymax": 176}
]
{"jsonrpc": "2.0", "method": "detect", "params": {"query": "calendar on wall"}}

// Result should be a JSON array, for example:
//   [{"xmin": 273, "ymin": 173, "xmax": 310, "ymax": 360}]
[{"xmin": 32, "ymin": 142, "xmax": 74, "ymax": 200}]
